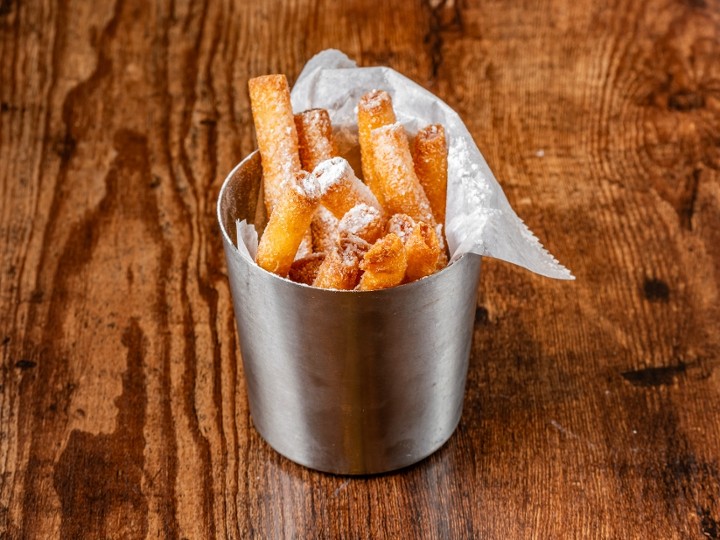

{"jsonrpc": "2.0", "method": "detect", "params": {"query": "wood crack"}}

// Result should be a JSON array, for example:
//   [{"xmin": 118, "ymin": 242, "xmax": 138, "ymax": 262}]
[{"xmin": 422, "ymin": 0, "xmax": 463, "ymax": 84}]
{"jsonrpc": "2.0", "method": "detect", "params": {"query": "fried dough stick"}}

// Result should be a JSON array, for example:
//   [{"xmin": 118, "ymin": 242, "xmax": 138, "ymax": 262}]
[
  {"xmin": 313, "ymin": 233, "xmax": 369, "ymax": 290},
  {"xmin": 338, "ymin": 204, "xmax": 384, "ymax": 244},
  {"xmin": 387, "ymin": 214, "xmax": 441, "ymax": 282},
  {"xmin": 295, "ymin": 108, "xmax": 336, "ymax": 171},
  {"xmin": 358, "ymin": 233, "xmax": 408, "ymax": 291},
  {"xmin": 357, "ymin": 90, "xmax": 396, "ymax": 205},
  {"xmin": 248, "ymin": 74, "xmax": 301, "ymax": 215},
  {"xmin": 312, "ymin": 204, "xmax": 385, "ymax": 289},
  {"xmin": 256, "ymin": 172, "xmax": 321, "ymax": 277},
  {"xmin": 370, "ymin": 123, "xmax": 435, "ymax": 226},
  {"xmin": 311, "ymin": 157, "xmax": 382, "ymax": 219},
  {"xmin": 412, "ymin": 124, "xmax": 448, "ymax": 225},
  {"xmin": 295, "ymin": 108, "xmax": 340, "ymax": 255}
]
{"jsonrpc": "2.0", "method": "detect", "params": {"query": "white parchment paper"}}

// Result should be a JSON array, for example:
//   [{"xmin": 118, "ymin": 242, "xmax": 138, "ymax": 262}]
[{"xmin": 239, "ymin": 49, "xmax": 573, "ymax": 280}]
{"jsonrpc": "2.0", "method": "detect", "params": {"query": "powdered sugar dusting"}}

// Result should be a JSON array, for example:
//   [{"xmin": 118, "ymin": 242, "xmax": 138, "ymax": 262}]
[
  {"xmin": 338, "ymin": 232, "xmax": 370, "ymax": 267},
  {"xmin": 311, "ymin": 157, "xmax": 352, "ymax": 193},
  {"xmin": 339, "ymin": 204, "xmax": 383, "ymax": 243},
  {"xmin": 359, "ymin": 89, "xmax": 391, "ymax": 111},
  {"xmin": 340, "ymin": 204, "xmax": 380, "ymax": 231},
  {"xmin": 310, "ymin": 157, "xmax": 381, "ymax": 213},
  {"xmin": 386, "ymin": 213, "xmax": 415, "ymax": 243},
  {"xmin": 294, "ymin": 170, "xmax": 322, "ymax": 201}
]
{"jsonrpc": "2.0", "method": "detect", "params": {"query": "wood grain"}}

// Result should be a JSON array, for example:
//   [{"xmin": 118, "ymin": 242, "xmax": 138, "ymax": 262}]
[{"xmin": 1, "ymin": 0, "xmax": 719, "ymax": 538}]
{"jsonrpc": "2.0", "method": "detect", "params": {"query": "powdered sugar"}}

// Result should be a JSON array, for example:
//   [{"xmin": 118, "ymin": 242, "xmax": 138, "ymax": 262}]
[
  {"xmin": 310, "ymin": 156, "xmax": 381, "ymax": 216},
  {"xmin": 311, "ymin": 157, "xmax": 352, "ymax": 194},
  {"xmin": 293, "ymin": 171, "xmax": 322, "ymax": 201},
  {"xmin": 386, "ymin": 214, "xmax": 415, "ymax": 242},
  {"xmin": 359, "ymin": 89, "xmax": 392, "ymax": 110},
  {"xmin": 339, "ymin": 204, "xmax": 383, "ymax": 243},
  {"xmin": 340, "ymin": 204, "xmax": 380, "ymax": 231}
]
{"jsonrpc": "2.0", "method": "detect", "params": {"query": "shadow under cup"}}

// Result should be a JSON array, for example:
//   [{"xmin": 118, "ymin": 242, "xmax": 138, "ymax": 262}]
[{"xmin": 217, "ymin": 151, "xmax": 482, "ymax": 475}]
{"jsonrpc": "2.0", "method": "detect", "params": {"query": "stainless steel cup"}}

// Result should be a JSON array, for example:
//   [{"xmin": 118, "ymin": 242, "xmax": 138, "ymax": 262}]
[{"xmin": 217, "ymin": 151, "xmax": 481, "ymax": 475}]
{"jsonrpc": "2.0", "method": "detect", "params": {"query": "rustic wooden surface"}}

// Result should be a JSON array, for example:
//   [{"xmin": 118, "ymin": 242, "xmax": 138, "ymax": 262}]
[{"xmin": 1, "ymin": 0, "xmax": 719, "ymax": 538}]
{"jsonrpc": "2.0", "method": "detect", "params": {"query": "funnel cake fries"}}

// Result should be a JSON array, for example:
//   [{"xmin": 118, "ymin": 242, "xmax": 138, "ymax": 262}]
[
  {"xmin": 387, "ymin": 214, "xmax": 441, "ymax": 282},
  {"xmin": 412, "ymin": 124, "xmax": 448, "ymax": 225},
  {"xmin": 248, "ymin": 75, "xmax": 301, "ymax": 215},
  {"xmin": 338, "ymin": 204, "xmax": 384, "ymax": 244},
  {"xmin": 311, "ymin": 157, "xmax": 382, "ymax": 219},
  {"xmin": 313, "ymin": 233, "xmax": 370, "ymax": 290},
  {"xmin": 370, "ymin": 123, "xmax": 435, "ymax": 226},
  {"xmin": 294, "ymin": 108, "xmax": 340, "ymax": 256},
  {"xmin": 249, "ymin": 78, "xmax": 451, "ymax": 290},
  {"xmin": 256, "ymin": 171, "xmax": 322, "ymax": 277},
  {"xmin": 357, "ymin": 90, "xmax": 396, "ymax": 205},
  {"xmin": 358, "ymin": 233, "xmax": 408, "ymax": 291},
  {"xmin": 295, "ymin": 108, "xmax": 336, "ymax": 171}
]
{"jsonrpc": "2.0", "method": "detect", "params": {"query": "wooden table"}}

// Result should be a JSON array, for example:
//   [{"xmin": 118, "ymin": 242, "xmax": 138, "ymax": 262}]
[{"xmin": 2, "ymin": 0, "xmax": 719, "ymax": 538}]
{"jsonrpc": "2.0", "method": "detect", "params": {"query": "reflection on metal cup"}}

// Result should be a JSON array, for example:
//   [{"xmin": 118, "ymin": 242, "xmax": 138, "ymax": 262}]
[{"xmin": 217, "ymin": 151, "xmax": 481, "ymax": 474}]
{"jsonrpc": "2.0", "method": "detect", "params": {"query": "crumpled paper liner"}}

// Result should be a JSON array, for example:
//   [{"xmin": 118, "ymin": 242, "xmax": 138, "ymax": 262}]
[{"xmin": 237, "ymin": 49, "xmax": 573, "ymax": 280}]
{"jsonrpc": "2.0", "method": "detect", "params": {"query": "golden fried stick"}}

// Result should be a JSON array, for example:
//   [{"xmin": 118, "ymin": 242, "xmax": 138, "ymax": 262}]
[
  {"xmin": 412, "ymin": 124, "xmax": 448, "ymax": 225},
  {"xmin": 405, "ymin": 222, "xmax": 441, "ymax": 281},
  {"xmin": 248, "ymin": 74, "xmax": 301, "ymax": 215},
  {"xmin": 310, "ymin": 205, "xmax": 339, "ymax": 254},
  {"xmin": 255, "ymin": 172, "xmax": 321, "ymax": 277},
  {"xmin": 294, "ymin": 108, "xmax": 340, "ymax": 255},
  {"xmin": 370, "ymin": 123, "xmax": 435, "ymax": 226},
  {"xmin": 311, "ymin": 157, "xmax": 382, "ymax": 219},
  {"xmin": 357, "ymin": 90, "xmax": 396, "ymax": 205},
  {"xmin": 338, "ymin": 203, "xmax": 384, "ymax": 244},
  {"xmin": 288, "ymin": 252, "xmax": 326, "ymax": 285},
  {"xmin": 387, "ymin": 214, "xmax": 441, "ymax": 282},
  {"xmin": 295, "ymin": 108, "xmax": 336, "ymax": 171},
  {"xmin": 358, "ymin": 233, "xmax": 408, "ymax": 291},
  {"xmin": 294, "ymin": 108, "xmax": 339, "ymax": 255},
  {"xmin": 313, "ymin": 233, "xmax": 369, "ymax": 290}
]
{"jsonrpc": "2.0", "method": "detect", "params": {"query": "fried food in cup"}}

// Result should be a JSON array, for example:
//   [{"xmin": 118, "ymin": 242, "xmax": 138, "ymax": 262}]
[
  {"xmin": 358, "ymin": 233, "xmax": 408, "ymax": 291},
  {"xmin": 313, "ymin": 232, "xmax": 370, "ymax": 290},
  {"xmin": 357, "ymin": 90, "xmax": 396, "ymax": 205},
  {"xmin": 248, "ymin": 76, "xmax": 452, "ymax": 288},
  {"xmin": 412, "ymin": 124, "xmax": 448, "ymax": 225},
  {"xmin": 387, "ymin": 214, "xmax": 441, "ymax": 282},
  {"xmin": 338, "ymin": 204, "xmax": 385, "ymax": 244},
  {"xmin": 311, "ymin": 157, "xmax": 382, "ymax": 219},
  {"xmin": 295, "ymin": 108, "xmax": 336, "ymax": 171},
  {"xmin": 370, "ymin": 123, "xmax": 435, "ymax": 226},
  {"xmin": 294, "ymin": 108, "xmax": 340, "ymax": 256},
  {"xmin": 248, "ymin": 74, "xmax": 301, "ymax": 215},
  {"xmin": 256, "ymin": 171, "xmax": 322, "ymax": 277}
]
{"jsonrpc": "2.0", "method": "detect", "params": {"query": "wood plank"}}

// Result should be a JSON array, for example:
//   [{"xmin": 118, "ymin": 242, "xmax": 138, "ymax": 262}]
[{"xmin": 0, "ymin": 0, "xmax": 718, "ymax": 537}]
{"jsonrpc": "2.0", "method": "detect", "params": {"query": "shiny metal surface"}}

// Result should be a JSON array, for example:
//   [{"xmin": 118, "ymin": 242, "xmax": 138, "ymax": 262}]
[{"xmin": 218, "ymin": 151, "xmax": 482, "ymax": 475}]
